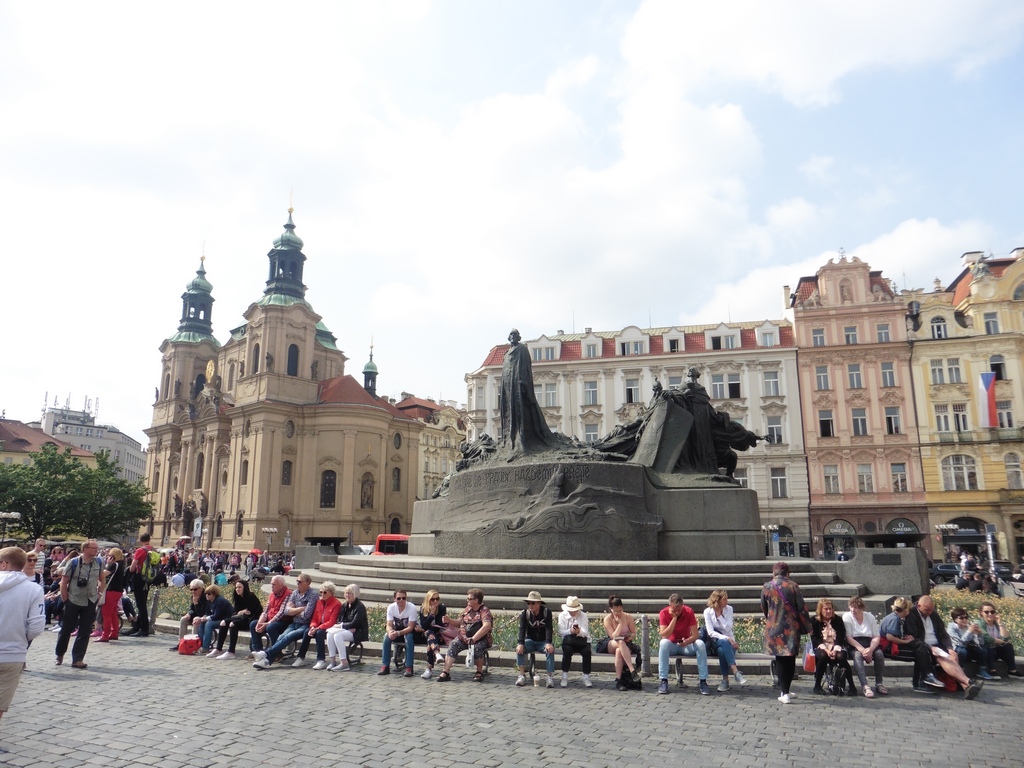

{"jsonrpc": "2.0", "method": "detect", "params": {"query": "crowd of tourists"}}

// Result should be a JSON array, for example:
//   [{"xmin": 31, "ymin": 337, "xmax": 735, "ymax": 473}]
[{"xmin": 3, "ymin": 543, "xmax": 1023, "ymax": 721}]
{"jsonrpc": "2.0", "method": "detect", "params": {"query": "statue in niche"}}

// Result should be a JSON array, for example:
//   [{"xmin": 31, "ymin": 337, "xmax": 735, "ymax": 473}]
[
  {"xmin": 360, "ymin": 473, "xmax": 374, "ymax": 509},
  {"xmin": 311, "ymin": 360, "xmax": 319, "ymax": 380},
  {"xmin": 154, "ymin": 387, "xmax": 159, "ymax": 403},
  {"xmin": 265, "ymin": 353, "xmax": 274, "ymax": 372},
  {"xmin": 499, "ymin": 329, "xmax": 571, "ymax": 458},
  {"xmin": 174, "ymin": 378, "xmax": 182, "ymax": 398},
  {"xmin": 173, "ymin": 493, "xmax": 183, "ymax": 517}
]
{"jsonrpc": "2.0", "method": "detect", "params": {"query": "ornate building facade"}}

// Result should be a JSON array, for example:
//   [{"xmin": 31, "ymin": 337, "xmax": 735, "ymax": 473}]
[
  {"xmin": 905, "ymin": 249, "xmax": 1024, "ymax": 563},
  {"xmin": 142, "ymin": 211, "xmax": 423, "ymax": 551},
  {"xmin": 465, "ymin": 322, "xmax": 810, "ymax": 553},
  {"xmin": 790, "ymin": 256, "xmax": 928, "ymax": 559}
]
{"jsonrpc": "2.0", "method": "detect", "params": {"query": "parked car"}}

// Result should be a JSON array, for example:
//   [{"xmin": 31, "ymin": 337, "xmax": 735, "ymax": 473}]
[
  {"xmin": 370, "ymin": 534, "xmax": 409, "ymax": 556},
  {"xmin": 930, "ymin": 563, "xmax": 962, "ymax": 584},
  {"xmin": 991, "ymin": 560, "xmax": 1013, "ymax": 580}
]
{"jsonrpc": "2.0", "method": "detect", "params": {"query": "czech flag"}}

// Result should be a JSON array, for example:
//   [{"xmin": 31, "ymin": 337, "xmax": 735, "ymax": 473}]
[{"xmin": 979, "ymin": 372, "xmax": 997, "ymax": 427}]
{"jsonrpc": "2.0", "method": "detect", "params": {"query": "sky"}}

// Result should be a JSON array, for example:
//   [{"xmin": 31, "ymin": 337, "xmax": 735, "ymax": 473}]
[{"xmin": 2, "ymin": 1, "xmax": 1023, "ymax": 445}]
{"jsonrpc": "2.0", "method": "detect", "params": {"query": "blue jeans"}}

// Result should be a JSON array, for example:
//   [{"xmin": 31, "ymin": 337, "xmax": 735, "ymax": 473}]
[
  {"xmin": 712, "ymin": 637, "xmax": 736, "ymax": 677},
  {"xmin": 382, "ymin": 633, "xmax": 415, "ymax": 669},
  {"xmin": 265, "ymin": 624, "xmax": 309, "ymax": 663},
  {"xmin": 249, "ymin": 618, "xmax": 289, "ymax": 652},
  {"xmin": 200, "ymin": 620, "xmax": 219, "ymax": 650},
  {"xmin": 297, "ymin": 629, "xmax": 328, "ymax": 661},
  {"xmin": 658, "ymin": 638, "xmax": 708, "ymax": 681},
  {"xmin": 516, "ymin": 638, "xmax": 555, "ymax": 675}
]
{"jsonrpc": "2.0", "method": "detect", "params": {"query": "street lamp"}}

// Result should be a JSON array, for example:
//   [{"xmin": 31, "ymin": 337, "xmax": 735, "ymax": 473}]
[
  {"xmin": 261, "ymin": 527, "xmax": 277, "ymax": 553},
  {"xmin": 935, "ymin": 523, "xmax": 960, "ymax": 562},
  {"xmin": 761, "ymin": 524, "xmax": 779, "ymax": 558},
  {"xmin": 0, "ymin": 511, "xmax": 21, "ymax": 543}
]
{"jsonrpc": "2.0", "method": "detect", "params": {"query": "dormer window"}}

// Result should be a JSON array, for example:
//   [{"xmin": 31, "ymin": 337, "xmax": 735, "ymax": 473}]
[
  {"xmin": 931, "ymin": 317, "xmax": 948, "ymax": 339},
  {"xmin": 668, "ymin": 338, "xmax": 680, "ymax": 353},
  {"xmin": 710, "ymin": 335, "xmax": 737, "ymax": 350},
  {"xmin": 761, "ymin": 332, "xmax": 775, "ymax": 347},
  {"xmin": 620, "ymin": 341, "xmax": 644, "ymax": 356},
  {"xmin": 532, "ymin": 347, "xmax": 555, "ymax": 361},
  {"xmin": 585, "ymin": 343, "xmax": 598, "ymax": 358}
]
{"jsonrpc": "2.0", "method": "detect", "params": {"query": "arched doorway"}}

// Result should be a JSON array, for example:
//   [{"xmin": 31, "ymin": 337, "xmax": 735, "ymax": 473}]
[
  {"xmin": 390, "ymin": 517, "xmax": 402, "ymax": 534},
  {"xmin": 823, "ymin": 519, "xmax": 856, "ymax": 560}
]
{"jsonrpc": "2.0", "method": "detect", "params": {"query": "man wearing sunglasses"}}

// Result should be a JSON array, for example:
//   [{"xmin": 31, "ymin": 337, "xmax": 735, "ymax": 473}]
[
  {"xmin": 171, "ymin": 579, "xmax": 210, "ymax": 652},
  {"xmin": 975, "ymin": 602, "xmax": 1024, "ymax": 678},
  {"xmin": 379, "ymin": 589, "xmax": 419, "ymax": 677}
]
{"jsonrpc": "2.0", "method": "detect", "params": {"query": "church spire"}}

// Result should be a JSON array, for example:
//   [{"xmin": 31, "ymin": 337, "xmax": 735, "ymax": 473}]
[
  {"xmin": 264, "ymin": 207, "xmax": 308, "ymax": 300},
  {"xmin": 169, "ymin": 257, "xmax": 218, "ymax": 343},
  {"xmin": 363, "ymin": 340, "xmax": 378, "ymax": 398}
]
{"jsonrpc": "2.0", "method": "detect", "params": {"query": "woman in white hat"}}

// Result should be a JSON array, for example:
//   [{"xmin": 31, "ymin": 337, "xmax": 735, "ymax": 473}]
[{"xmin": 557, "ymin": 596, "xmax": 592, "ymax": 688}]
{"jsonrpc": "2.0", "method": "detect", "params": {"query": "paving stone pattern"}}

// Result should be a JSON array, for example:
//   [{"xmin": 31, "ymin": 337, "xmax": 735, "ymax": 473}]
[{"xmin": 5, "ymin": 635, "xmax": 1022, "ymax": 767}]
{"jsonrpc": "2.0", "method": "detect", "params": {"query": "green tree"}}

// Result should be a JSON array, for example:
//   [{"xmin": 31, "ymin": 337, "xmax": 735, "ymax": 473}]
[
  {"xmin": 70, "ymin": 450, "xmax": 152, "ymax": 541},
  {"xmin": 2, "ymin": 444, "xmax": 82, "ymax": 541}
]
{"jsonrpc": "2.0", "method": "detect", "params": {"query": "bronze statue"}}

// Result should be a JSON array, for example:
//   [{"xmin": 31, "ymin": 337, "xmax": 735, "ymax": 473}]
[{"xmin": 498, "ymin": 329, "xmax": 569, "ymax": 457}]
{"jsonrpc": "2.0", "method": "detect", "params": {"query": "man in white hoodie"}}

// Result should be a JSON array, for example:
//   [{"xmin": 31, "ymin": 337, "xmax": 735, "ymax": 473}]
[{"xmin": 0, "ymin": 546, "xmax": 46, "ymax": 720}]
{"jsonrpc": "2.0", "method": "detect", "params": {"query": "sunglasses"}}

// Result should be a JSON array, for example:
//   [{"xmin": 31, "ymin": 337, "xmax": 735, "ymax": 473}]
[{"xmin": 430, "ymin": 597, "xmax": 440, "ymax": 602}]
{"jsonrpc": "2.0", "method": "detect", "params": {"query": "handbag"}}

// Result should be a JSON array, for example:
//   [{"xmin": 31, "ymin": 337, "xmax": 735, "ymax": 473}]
[
  {"xmin": 698, "ymin": 625, "xmax": 720, "ymax": 656},
  {"xmin": 803, "ymin": 643, "xmax": 816, "ymax": 673}
]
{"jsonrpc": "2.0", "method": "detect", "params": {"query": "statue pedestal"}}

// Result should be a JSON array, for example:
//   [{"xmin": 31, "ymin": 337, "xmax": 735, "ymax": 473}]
[{"xmin": 411, "ymin": 461, "xmax": 764, "ymax": 561}]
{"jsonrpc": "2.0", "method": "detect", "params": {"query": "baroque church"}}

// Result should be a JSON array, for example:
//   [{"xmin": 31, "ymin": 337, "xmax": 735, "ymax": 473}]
[{"xmin": 142, "ymin": 211, "xmax": 424, "ymax": 552}]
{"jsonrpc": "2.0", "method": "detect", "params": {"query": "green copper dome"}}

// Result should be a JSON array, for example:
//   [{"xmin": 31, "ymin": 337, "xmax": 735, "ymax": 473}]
[
  {"xmin": 363, "ymin": 357, "xmax": 378, "ymax": 374},
  {"xmin": 186, "ymin": 260, "xmax": 213, "ymax": 294},
  {"xmin": 273, "ymin": 209, "xmax": 304, "ymax": 251}
]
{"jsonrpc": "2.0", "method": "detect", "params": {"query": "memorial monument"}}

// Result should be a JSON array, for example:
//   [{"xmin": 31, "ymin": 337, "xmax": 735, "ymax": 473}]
[{"xmin": 411, "ymin": 329, "xmax": 768, "ymax": 560}]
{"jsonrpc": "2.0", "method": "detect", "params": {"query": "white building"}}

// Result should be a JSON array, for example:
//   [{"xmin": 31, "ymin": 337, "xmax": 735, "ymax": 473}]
[
  {"xmin": 34, "ymin": 405, "xmax": 146, "ymax": 483},
  {"xmin": 465, "ymin": 322, "xmax": 810, "ymax": 552}
]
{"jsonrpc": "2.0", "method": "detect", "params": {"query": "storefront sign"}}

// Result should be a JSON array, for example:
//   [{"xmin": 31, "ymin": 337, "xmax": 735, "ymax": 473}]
[
  {"xmin": 885, "ymin": 518, "xmax": 919, "ymax": 534},
  {"xmin": 824, "ymin": 519, "xmax": 855, "ymax": 536}
]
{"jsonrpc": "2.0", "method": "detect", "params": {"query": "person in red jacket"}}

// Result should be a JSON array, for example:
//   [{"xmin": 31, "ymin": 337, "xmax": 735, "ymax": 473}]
[{"xmin": 295, "ymin": 582, "xmax": 342, "ymax": 669}]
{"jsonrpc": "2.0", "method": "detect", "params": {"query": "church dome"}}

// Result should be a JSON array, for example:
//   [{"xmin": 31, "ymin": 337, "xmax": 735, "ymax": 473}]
[
  {"xmin": 186, "ymin": 261, "xmax": 213, "ymax": 294},
  {"xmin": 273, "ymin": 209, "xmax": 304, "ymax": 251}
]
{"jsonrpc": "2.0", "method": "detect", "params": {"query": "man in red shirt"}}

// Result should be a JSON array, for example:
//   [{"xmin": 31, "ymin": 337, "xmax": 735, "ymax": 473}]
[
  {"xmin": 247, "ymin": 575, "xmax": 292, "ymax": 660},
  {"xmin": 658, "ymin": 593, "xmax": 710, "ymax": 695},
  {"xmin": 125, "ymin": 533, "xmax": 154, "ymax": 637}
]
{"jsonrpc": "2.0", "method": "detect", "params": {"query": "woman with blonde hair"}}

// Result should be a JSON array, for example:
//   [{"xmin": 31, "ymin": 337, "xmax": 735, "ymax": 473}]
[
  {"xmin": 703, "ymin": 589, "xmax": 748, "ymax": 692},
  {"xmin": 843, "ymin": 595, "xmax": 888, "ymax": 697},
  {"xmin": 810, "ymin": 598, "xmax": 855, "ymax": 695},
  {"xmin": 98, "ymin": 548, "xmax": 127, "ymax": 642},
  {"xmin": 415, "ymin": 589, "xmax": 449, "ymax": 679}
]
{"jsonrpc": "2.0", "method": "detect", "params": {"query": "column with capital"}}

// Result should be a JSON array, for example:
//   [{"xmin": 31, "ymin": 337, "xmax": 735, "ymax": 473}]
[{"xmin": 340, "ymin": 430, "xmax": 357, "ymax": 526}]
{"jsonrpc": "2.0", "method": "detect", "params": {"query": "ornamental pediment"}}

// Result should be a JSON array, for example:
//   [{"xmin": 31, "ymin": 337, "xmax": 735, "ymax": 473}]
[
  {"xmin": 813, "ymin": 394, "xmax": 836, "ymax": 409},
  {"xmin": 281, "ymin": 445, "xmax": 296, "ymax": 456},
  {"xmin": 318, "ymin": 455, "xmax": 340, "ymax": 467},
  {"xmin": 879, "ymin": 390, "xmax": 904, "ymax": 405},
  {"xmin": 359, "ymin": 454, "xmax": 378, "ymax": 468},
  {"xmin": 390, "ymin": 453, "xmax": 404, "ymax": 464},
  {"xmin": 760, "ymin": 402, "xmax": 787, "ymax": 416},
  {"xmin": 931, "ymin": 383, "xmax": 970, "ymax": 399},
  {"xmin": 579, "ymin": 409, "xmax": 603, "ymax": 426}
]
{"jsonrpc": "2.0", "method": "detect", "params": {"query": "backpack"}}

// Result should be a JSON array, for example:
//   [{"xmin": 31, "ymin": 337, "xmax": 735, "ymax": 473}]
[{"xmin": 140, "ymin": 548, "xmax": 161, "ymax": 584}]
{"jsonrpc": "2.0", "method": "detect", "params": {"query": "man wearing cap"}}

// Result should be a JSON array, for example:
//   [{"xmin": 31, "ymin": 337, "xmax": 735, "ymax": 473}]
[
  {"xmin": 171, "ymin": 579, "xmax": 210, "ymax": 652},
  {"xmin": 557, "ymin": 596, "xmax": 592, "ymax": 688},
  {"xmin": 658, "ymin": 593, "xmax": 711, "ymax": 695},
  {"xmin": 516, "ymin": 591, "xmax": 555, "ymax": 688}
]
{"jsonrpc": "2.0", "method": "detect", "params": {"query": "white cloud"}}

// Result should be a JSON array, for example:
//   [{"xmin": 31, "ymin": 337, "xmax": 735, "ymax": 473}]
[{"xmin": 799, "ymin": 155, "xmax": 835, "ymax": 185}]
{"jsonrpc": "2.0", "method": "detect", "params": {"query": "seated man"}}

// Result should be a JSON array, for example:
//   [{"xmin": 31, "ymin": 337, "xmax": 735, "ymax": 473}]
[
  {"xmin": 905, "ymin": 595, "xmax": 982, "ymax": 700},
  {"xmin": 975, "ymin": 602, "xmax": 1024, "ymax": 678},
  {"xmin": 378, "ymin": 589, "xmax": 418, "ymax": 677},
  {"xmin": 253, "ymin": 573, "xmax": 317, "ymax": 671},
  {"xmin": 557, "ymin": 596, "xmax": 592, "ymax": 688},
  {"xmin": 171, "ymin": 579, "xmax": 209, "ymax": 652},
  {"xmin": 437, "ymin": 589, "xmax": 492, "ymax": 683},
  {"xmin": 947, "ymin": 607, "xmax": 991, "ymax": 679},
  {"xmin": 247, "ymin": 575, "xmax": 291, "ymax": 660},
  {"xmin": 253, "ymin": 574, "xmax": 317, "ymax": 669},
  {"xmin": 657, "ymin": 593, "xmax": 710, "ymax": 695},
  {"xmin": 515, "ymin": 591, "xmax": 555, "ymax": 688}
]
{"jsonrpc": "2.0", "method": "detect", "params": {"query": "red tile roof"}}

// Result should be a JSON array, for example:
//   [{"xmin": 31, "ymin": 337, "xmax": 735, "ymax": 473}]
[
  {"xmin": 649, "ymin": 336, "xmax": 664, "ymax": 355},
  {"xmin": 317, "ymin": 375, "xmax": 416, "ymax": 421},
  {"xmin": 948, "ymin": 259, "xmax": 1015, "ymax": 306},
  {"xmin": 560, "ymin": 341, "xmax": 581, "ymax": 361},
  {"xmin": 779, "ymin": 326, "xmax": 794, "ymax": 346},
  {"xmin": 685, "ymin": 333, "xmax": 706, "ymax": 352},
  {"xmin": 0, "ymin": 420, "xmax": 94, "ymax": 458}
]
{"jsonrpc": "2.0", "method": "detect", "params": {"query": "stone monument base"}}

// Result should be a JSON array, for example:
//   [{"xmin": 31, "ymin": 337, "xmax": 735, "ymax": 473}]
[{"xmin": 411, "ymin": 460, "xmax": 764, "ymax": 561}]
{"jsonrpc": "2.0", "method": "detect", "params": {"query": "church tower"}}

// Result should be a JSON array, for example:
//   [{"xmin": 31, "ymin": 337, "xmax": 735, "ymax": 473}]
[{"xmin": 363, "ymin": 344, "xmax": 378, "ymax": 398}]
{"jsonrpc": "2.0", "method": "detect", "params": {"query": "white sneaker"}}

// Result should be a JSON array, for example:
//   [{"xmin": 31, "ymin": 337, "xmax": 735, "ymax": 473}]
[
  {"xmin": 778, "ymin": 693, "xmax": 791, "ymax": 704},
  {"xmin": 253, "ymin": 658, "xmax": 271, "ymax": 669},
  {"xmin": 546, "ymin": 675, "xmax": 555, "ymax": 688},
  {"xmin": 421, "ymin": 668, "xmax": 433, "ymax": 680},
  {"xmin": 292, "ymin": 658, "xmax": 306, "ymax": 668},
  {"xmin": 252, "ymin": 650, "xmax": 267, "ymax": 663},
  {"xmin": 583, "ymin": 674, "xmax": 593, "ymax": 688},
  {"xmin": 312, "ymin": 660, "xmax": 327, "ymax": 670},
  {"xmin": 735, "ymin": 671, "xmax": 747, "ymax": 686},
  {"xmin": 216, "ymin": 652, "xmax": 235, "ymax": 660},
  {"xmin": 206, "ymin": 649, "xmax": 220, "ymax": 658},
  {"xmin": 515, "ymin": 674, "xmax": 526, "ymax": 687},
  {"xmin": 561, "ymin": 673, "xmax": 568, "ymax": 688}
]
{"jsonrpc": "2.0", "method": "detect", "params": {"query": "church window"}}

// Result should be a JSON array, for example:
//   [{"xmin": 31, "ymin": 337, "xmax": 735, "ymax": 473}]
[
  {"xmin": 320, "ymin": 470, "xmax": 337, "ymax": 508},
  {"xmin": 252, "ymin": 344, "xmax": 261, "ymax": 374},
  {"xmin": 392, "ymin": 467, "xmax": 401, "ymax": 492},
  {"xmin": 287, "ymin": 344, "xmax": 299, "ymax": 377}
]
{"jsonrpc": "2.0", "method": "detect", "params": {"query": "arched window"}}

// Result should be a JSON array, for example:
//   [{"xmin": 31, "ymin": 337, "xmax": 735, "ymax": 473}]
[
  {"xmin": 287, "ymin": 344, "xmax": 299, "ymax": 377},
  {"xmin": 240, "ymin": 460, "xmax": 249, "ymax": 486},
  {"xmin": 153, "ymin": 471, "xmax": 160, "ymax": 492},
  {"xmin": 214, "ymin": 513, "xmax": 223, "ymax": 538},
  {"xmin": 1005, "ymin": 453, "xmax": 1023, "ymax": 490},
  {"xmin": 321, "ymin": 470, "xmax": 337, "ymax": 508},
  {"xmin": 253, "ymin": 343, "xmax": 261, "ymax": 374},
  {"xmin": 195, "ymin": 452, "xmax": 204, "ymax": 488},
  {"xmin": 163, "ymin": 373, "xmax": 170, "ymax": 400},
  {"xmin": 391, "ymin": 467, "xmax": 401, "ymax": 492},
  {"xmin": 390, "ymin": 517, "xmax": 402, "ymax": 534},
  {"xmin": 931, "ymin": 316, "xmax": 948, "ymax": 339},
  {"xmin": 941, "ymin": 455, "xmax": 978, "ymax": 491},
  {"xmin": 281, "ymin": 460, "xmax": 292, "ymax": 486},
  {"xmin": 236, "ymin": 513, "xmax": 244, "ymax": 537},
  {"xmin": 227, "ymin": 362, "xmax": 235, "ymax": 390}
]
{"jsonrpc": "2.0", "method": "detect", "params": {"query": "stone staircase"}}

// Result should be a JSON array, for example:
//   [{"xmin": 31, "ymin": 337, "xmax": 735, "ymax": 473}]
[{"xmin": 293, "ymin": 555, "xmax": 867, "ymax": 618}]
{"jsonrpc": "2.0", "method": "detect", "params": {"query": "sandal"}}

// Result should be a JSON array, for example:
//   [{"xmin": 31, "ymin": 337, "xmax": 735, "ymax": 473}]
[
  {"xmin": 473, "ymin": 672, "xmax": 483, "ymax": 682},
  {"xmin": 437, "ymin": 671, "xmax": 451, "ymax": 682},
  {"xmin": 875, "ymin": 685, "xmax": 889, "ymax": 696},
  {"xmin": 863, "ymin": 686, "xmax": 875, "ymax": 698}
]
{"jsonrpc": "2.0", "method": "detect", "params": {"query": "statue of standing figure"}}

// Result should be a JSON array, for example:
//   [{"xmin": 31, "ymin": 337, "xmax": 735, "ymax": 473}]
[{"xmin": 499, "ymin": 329, "xmax": 570, "ymax": 457}]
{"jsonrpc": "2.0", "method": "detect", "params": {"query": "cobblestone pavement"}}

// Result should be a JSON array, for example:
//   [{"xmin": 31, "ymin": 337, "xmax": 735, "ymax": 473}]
[{"xmin": 5, "ymin": 635, "xmax": 1022, "ymax": 768}]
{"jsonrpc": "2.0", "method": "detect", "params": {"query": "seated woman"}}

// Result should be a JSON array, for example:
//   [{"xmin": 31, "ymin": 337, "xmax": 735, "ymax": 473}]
[
  {"xmin": 702, "ymin": 590, "xmax": 748, "ymax": 692},
  {"xmin": 213, "ymin": 579, "xmax": 263, "ymax": 659},
  {"xmin": 843, "ymin": 595, "xmax": 888, "ymax": 697},
  {"xmin": 325, "ymin": 584, "xmax": 369, "ymax": 671},
  {"xmin": 438, "ymin": 589, "xmax": 492, "ymax": 683},
  {"xmin": 975, "ymin": 602, "xmax": 1024, "ymax": 678},
  {"xmin": 198, "ymin": 585, "xmax": 234, "ymax": 654},
  {"xmin": 296, "ymin": 581, "xmax": 342, "ymax": 669},
  {"xmin": 947, "ymin": 607, "xmax": 991, "ymax": 679},
  {"xmin": 811, "ymin": 598, "xmax": 855, "ymax": 695},
  {"xmin": 600, "ymin": 595, "xmax": 641, "ymax": 690},
  {"xmin": 879, "ymin": 597, "xmax": 913, "ymax": 659},
  {"xmin": 414, "ymin": 589, "xmax": 448, "ymax": 680}
]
